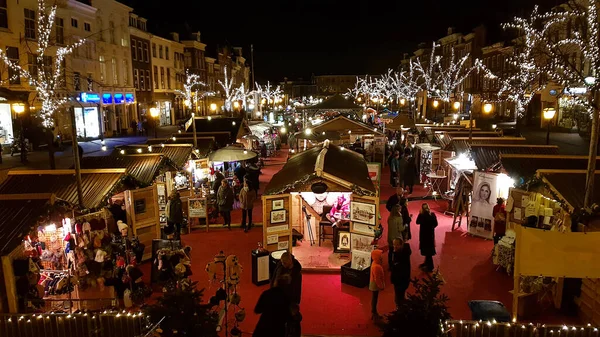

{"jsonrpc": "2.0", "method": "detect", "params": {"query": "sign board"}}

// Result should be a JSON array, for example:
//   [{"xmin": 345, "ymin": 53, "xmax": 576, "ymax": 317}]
[
  {"xmin": 188, "ymin": 198, "xmax": 207, "ymax": 218},
  {"xmin": 366, "ymin": 163, "xmax": 381, "ymax": 192}
]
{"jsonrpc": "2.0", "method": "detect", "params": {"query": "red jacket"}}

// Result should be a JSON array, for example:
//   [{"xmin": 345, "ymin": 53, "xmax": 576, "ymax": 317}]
[{"xmin": 369, "ymin": 249, "xmax": 385, "ymax": 291}]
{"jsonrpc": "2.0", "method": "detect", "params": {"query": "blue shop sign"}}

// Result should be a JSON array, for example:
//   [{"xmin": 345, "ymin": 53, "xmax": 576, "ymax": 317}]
[
  {"xmin": 102, "ymin": 93, "xmax": 113, "ymax": 104},
  {"xmin": 125, "ymin": 93, "xmax": 134, "ymax": 103},
  {"xmin": 114, "ymin": 93, "xmax": 124, "ymax": 104},
  {"xmin": 80, "ymin": 92, "xmax": 100, "ymax": 103}
]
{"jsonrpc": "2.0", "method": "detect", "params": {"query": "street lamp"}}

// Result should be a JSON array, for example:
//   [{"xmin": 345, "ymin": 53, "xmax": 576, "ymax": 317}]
[
  {"xmin": 150, "ymin": 107, "xmax": 159, "ymax": 138},
  {"xmin": 233, "ymin": 101, "xmax": 240, "ymax": 110},
  {"xmin": 543, "ymin": 108, "xmax": 556, "ymax": 145},
  {"xmin": 11, "ymin": 103, "xmax": 26, "ymax": 163},
  {"xmin": 432, "ymin": 100, "xmax": 439, "ymax": 108},
  {"xmin": 483, "ymin": 103, "xmax": 493, "ymax": 114},
  {"xmin": 400, "ymin": 98, "xmax": 406, "ymax": 106},
  {"xmin": 453, "ymin": 101, "xmax": 460, "ymax": 110},
  {"xmin": 210, "ymin": 103, "xmax": 217, "ymax": 113}
]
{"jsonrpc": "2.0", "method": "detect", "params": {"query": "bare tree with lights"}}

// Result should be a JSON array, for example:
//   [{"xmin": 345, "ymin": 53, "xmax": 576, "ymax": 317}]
[
  {"xmin": 175, "ymin": 70, "xmax": 207, "ymax": 114},
  {"xmin": 508, "ymin": 0, "xmax": 600, "ymax": 208},
  {"xmin": 0, "ymin": 0, "xmax": 86, "ymax": 168},
  {"xmin": 255, "ymin": 81, "xmax": 282, "ymax": 110},
  {"xmin": 218, "ymin": 65, "xmax": 236, "ymax": 114}
]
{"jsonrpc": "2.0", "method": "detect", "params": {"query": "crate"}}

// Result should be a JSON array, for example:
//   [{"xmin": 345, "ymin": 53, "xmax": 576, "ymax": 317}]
[{"xmin": 341, "ymin": 262, "xmax": 370, "ymax": 288}]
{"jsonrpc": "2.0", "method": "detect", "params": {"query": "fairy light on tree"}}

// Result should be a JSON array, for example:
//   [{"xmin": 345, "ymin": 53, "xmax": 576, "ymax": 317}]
[
  {"xmin": 218, "ymin": 65, "xmax": 236, "ymax": 113},
  {"xmin": 175, "ymin": 70, "xmax": 207, "ymax": 112},
  {"xmin": 0, "ymin": 0, "xmax": 85, "ymax": 128},
  {"xmin": 255, "ymin": 81, "xmax": 282, "ymax": 110},
  {"xmin": 506, "ymin": 0, "xmax": 600, "ymax": 207}
]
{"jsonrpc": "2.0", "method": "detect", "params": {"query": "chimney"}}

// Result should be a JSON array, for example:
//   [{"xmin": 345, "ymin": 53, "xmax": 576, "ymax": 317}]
[
  {"xmin": 170, "ymin": 32, "xmax": 179, "ymax": 42},
  {"xmin": 191, "ymin": 32, "xmax": 201, "ymax": 42}
]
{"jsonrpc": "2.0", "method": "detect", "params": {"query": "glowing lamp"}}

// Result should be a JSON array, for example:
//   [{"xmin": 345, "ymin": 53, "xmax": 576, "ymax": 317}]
[
  {"xmin": 543, "ymin": 108, "xmax": 556, "ymax": 120},
  {"xmin": 400, "ymin": 98, "xmax": 406, "ymax": 105},
  {"xmin": 150, "ymin": 107, "xmax": 159, "ymax": 118},
  {"xmin": 280, "ymin": 127, "xmax": 286, "ymax": 134},
  {"xmin": 305, "ymin": 128, "xmax": 312, "ymax": 135},
  {"xmin": 12, "ymin": 103, "xmax": 25, "ymax": 114},
  {"xmin": 453, "ymin": 102, "xmax": 460, "ymax": 110},
  {"xmin": 233, "ymin": 101, "xmax": 240, "ymax": 109},
  {"xmin": 210, "ymin": 103, "xmax": 217, "ymax": 111},
  {"xmin": 432, "ymin": 100, "xmax": 439, "ymax": 108},
  {"xmin": 483, "ymin": 103, "xmax": 493, "ymax": 114},
  {"xmin": 184, "ymin": 99, "xmax": 191, "ymax": 107}
]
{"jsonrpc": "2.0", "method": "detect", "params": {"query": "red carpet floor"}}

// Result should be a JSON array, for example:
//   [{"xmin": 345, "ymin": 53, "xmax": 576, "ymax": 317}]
[{"xmin": 139, "ymin": 149, "xmax": 577, "ymax": 336}]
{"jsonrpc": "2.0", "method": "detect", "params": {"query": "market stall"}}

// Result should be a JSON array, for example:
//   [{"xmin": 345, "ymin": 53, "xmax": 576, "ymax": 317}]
[
  {"xmin": 262, "ymin": 141, "xmax": 378, "ymax": 271},
  {"xmin": 185, "ymin": 116, "xmax": 250, "ymax": 145}
]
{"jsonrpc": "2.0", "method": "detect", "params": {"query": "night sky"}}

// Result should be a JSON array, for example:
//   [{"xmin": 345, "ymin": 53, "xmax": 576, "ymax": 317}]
[{"xmin": 120, "ymin": 0, "xmax": 558, "ymax": 82}]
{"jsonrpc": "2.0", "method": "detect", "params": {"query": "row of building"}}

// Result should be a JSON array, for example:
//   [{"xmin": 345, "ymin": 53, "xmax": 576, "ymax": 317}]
[{"xmin": 0, "ymin": 0, "xmax": 250, "ymax": 146}]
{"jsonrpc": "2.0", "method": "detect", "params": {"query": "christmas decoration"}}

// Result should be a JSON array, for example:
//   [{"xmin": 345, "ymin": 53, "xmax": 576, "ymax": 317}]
[
  {"xmin": 218, "ymin": 65, "xmax": 236, "ymax": 112},
  {"xmin": 255, "ymin": 81, "xmax": 282, "ymax": 109},
  {"xmin": 0, "ymin": 0, "xmax": 86, "ymax": 127},
  {"xmin": 175, "ymin": 70, "xmax": 210, "ymax": 109}
]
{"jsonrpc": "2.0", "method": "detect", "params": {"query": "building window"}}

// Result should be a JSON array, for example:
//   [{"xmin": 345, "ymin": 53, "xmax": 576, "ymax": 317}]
[
  {"xmin": 184, "ymin": 51, "xmax": 191, "ymax": 68},
  {"xmin": 111, "ymin": 57, "xmax": 118, "ymax": 85},
  {"xmin": 87, "ymin": 73, "xmax": 93, "ymax": 91},
  {"xmin": 55, "ymin": 18, "xmax": 64, "ymax": 45},
  {"xmin": 152, "ymin": 43, "xmax": 156, "ymax": 58},
  {"xmin": 71, "ymin": 18, "xmax": 78, "ymax": 28},
  {"xmin": 165, "ymin": 47, "xmax": 169, "ymax": 60},
  {"xmin": 145, "ymin": 70, "xmax": 151, "ymax": 91},
  {"xmin": 7, "ymin": 47, "xmax": 19, "ymax": 84},
  {"xmin": 134, "ymin": 69, "xmax": 139, "ymax": 89},
  {"xmin": 122, "ymin": 59, "xmax": 129, "ymax": 85},
  {"xmin": 129, "ymin": 16, "xmax": 136, "ymax": 27},
  {"xmin": 143, "ymin": 42, "xmax": 149, "ymax": 62},
  {"xmin": 27, "ymin": 53, "xmax": 38, "ymax": 81},
  {"xmin": 109, "ymin": 21, "xmax": 115, "ymax": 44},
  {"xmin": 160, "ymin": 67, "xmax": 165, "ymax": 89},
  {"xmin": 131, "ymin": 39, "xmax": 136, "ymax": 60},
  {"xmin": 84, "ymin": 22, "xmax": 91, "ymax": 32},
  {"xmin": 153, "ymin": 66, "xmax": 158, "ymax": 89},
  {"xmin": 73, "ymin": 72, "xmax": 80, "ymax": 91},
  {"xmin": 99, "ymin": 55, "xmax": 106, "ymax": 82},
  {"xmin": 137, "ymin": 41, "xmax": 142, "ymax": 61},
  {"xmin": 0, "ymin": 0, "xmax": 7, "ymax": 29},
  {"xmin": 159, "ymin": 45, "xmax": 163, "ymax": 59},
  {"xmin": 167, "ymin": 68, "xmax": 171, "ymax": 89},
  {"xmin": 140, "ymin": 68, "xmax": 145, "ymax": 90},
  {"xmin": 24, "ymin": 9, "xmax": 36, "ymax": 39}
]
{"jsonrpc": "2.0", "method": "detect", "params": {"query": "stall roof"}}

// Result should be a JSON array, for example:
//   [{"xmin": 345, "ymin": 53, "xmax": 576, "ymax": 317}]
[
  {"xmin": 539, "ymin": 171, "xmax": 600, "ymax": 211},
  {"xmin": 185, "ymin": 117, "xmax": 248, "ymax": 141},
  {"xmin": 0, "ymin": 169, "xmax": 126, "ymax": 209},
  {"xmin": 112, "ymin": 144, "xmax": 195, "ymax": 169},
  {"xmin": 0, "ymin": 198, "xmax": 51, "ymax": 255},
  {"xmin": 77, "ymin": 154, "xmax": 165, "ymax": 185},
  {"xmin": 145, "ymin": 137, "xmax": 217, "ymax": 156},
  {"xmin": 385, "ymin": 114, "xmax": 415, "ymax": 130},
  {"xmin": 471, "ymin": 144, "xmax": 559, "ymax": 171},
  {"xmin": 264, "ymin": 142, "xmax": 376, "ymax": 195},
  {"xmin": 501, "ymin": 155, "xmax": 600, "ymax": 182},
  {"xmin": 311, "ymin": 115, "xmax": 384, "ymax": 136},
  {"xmin": 297, "ymin": 94, "xmax": 362, "ymax": 110},
  {"xmin": 449, "ymin": 137, "xmax": 527, "ymax": 153}
]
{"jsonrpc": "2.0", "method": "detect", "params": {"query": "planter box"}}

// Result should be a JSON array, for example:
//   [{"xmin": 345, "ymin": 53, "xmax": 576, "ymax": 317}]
[{"xmin": 341, "ymin": 262, "xmax": 370, "ymax": 288}]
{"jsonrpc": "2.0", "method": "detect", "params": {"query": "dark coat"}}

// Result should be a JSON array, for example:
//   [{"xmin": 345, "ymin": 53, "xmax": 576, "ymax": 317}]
[
  {"xmin": 416, "ymin": 212, "xmax": 437, "ymax": 256},
  {"xmin": 212, "ymin": 172, "xmax": 225, "ymax": 195},
  {"xmin": 391, "ymin": 244, "xmax": 412, "ymax": 289},
  {"xmin": 401, "ymin": 204, "xmax": 412, "ymax": 240},
  {"xmin": 270, "ymin": 257, "xmax": 302, "ymax": 305},
  {"xmin": 253, "ymin": 287, "xmax": 290, "ymax": 337},
  {"xmin": 386, "ymin": 194, "xmax": 406, "ymax": 212},
  {"xmin": 168, "ymin": 196, "xmax": 184, "ymax": 223},
  {"xmin": 234, "ymin": 165, "xmax": 246, "ymax": 184},
  {"xmin": 217, "ymin": 185, "xmax": 234, "ymax": 212},
  {"xmin": 403, "ymin": 156, "xmax": 418, "ymax": 186}
]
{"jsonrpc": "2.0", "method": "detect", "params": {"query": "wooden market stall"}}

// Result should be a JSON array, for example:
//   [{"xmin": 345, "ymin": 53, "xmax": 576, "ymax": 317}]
[
  {"xmin": 262, "ymin": 141, "xmax": 379, "ymax": 272},
  {"xmin": 185, "ymin": 116, "xmax": 250, "ymax": 145}
]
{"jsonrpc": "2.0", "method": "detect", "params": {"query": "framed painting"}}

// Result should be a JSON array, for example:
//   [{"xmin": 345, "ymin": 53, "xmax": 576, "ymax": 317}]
[{"xmin": 350, "ymin": 201, "xmax": 376, "ymax": 225}]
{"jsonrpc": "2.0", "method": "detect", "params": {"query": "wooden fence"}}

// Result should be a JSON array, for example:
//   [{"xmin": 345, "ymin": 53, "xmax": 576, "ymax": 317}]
[
  {"xmin": 444, "ymin": 320, "xmax": 599, "ymax": 337},
  {"xmin": 0, "ymin": 311, "xmax": 148, "ymax": 337}
]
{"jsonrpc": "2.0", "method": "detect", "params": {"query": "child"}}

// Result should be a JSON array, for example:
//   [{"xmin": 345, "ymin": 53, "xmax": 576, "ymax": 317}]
[
  {"xmin": 369, "ymin": 249, "xmax": 385, "ymax": 321},
  {"xmin": 391, "ymin": 238, "xmax": 412, "ymax": 309}
]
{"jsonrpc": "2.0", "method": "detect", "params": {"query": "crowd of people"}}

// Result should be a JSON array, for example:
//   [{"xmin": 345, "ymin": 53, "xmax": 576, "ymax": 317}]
[{"xmin": 387, "ymin": 147, "xmax": 419, "ymax": 194}]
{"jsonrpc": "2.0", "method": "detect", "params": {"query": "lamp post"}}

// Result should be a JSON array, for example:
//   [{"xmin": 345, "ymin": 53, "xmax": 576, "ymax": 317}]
[
  {"xmin": 432, "ymin": 100, "xmax": 439, "ymax": 120},
  {"xmin": 150, "ymin": 107, "xmax": 159, "ymax": 138},
  {"xmin": 543, "ymin": 108, "xmax": 556, "ymax": 145},
  {"xmin": 210, "ymin": 103, "xmax": 217, "ymax": 114},
  {"xmin": 11, "ymin": 103, "xmax": 26, "ymax": 163}
]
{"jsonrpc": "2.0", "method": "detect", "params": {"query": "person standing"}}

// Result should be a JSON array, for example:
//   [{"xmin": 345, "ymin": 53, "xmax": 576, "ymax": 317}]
[
  {"xmin": 386, "ymin": 187, "xmax": 406, "ymax": 212},
  {"xmin": 239, "ymin": 180, "xmax": 257, "ymax": 232},
  {"xmin": 369, "ymin": 249, "xmax": 385, "ymax": 321},
  {"xmin": 253, "ymin": 274, "xmax": 292, "ymax": 337},
  {"xmin": 234, "ymin": 162, "xmax": 246, "ymax": 185},
  {"xmin": 398, "ymin": 152, "xmax": 408, "ymax": 188},
  {"xmin": 403, "ymin": 149, "xmax": 418, "ymax": 195},
  {"xmin": 390, "ymin": 238, "xmax": 411, "ymax": 308},
  {"xmin": 416, "ymin": 203, "xmax": 438, "ymax": 272},
  {"xmin": 400, "ymin": 198, "xmax": 412, "ymax": 241},
  {"xmin": 493, "ymin": 197, "xmax": 507, "ymax": 244},
  {"xmin": 387, "ymin": 204, "xmax": 404, "ymax": 268},
  {"xmin": 389, "ymin": 151, "xmax": 400, "ymax": 187},
  {"xmin": 167, "ymin": 191, "xmax": 184, "ymax": 239},
  {"xmin": 270, "ymin": 252, "xmax": 302, "ymax": 306},
  {"xmin": 217, "ymin": 179, "xmax": 234, "ymax": 229},
  {"xmin": 212, "ymin": 170, "xmax": 225, "ymax": 196}
]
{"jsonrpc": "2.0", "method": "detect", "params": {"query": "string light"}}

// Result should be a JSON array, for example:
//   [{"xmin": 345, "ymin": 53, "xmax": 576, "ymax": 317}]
[
  {"xmin": 175, "ymin": 70, "xmax": 208, "ymax": 111},
  {"xmin": 255, "ymin": 81, "xmax": 283, "ymax": 109},
  {"xmin": 218, "ymin": 66, "xmax": 236, "ymax": 111}
]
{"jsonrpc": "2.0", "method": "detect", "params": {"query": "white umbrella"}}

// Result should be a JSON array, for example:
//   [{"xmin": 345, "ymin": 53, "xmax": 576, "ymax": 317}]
[{"xmin": 209, "ymin": 146, "xmax": 257, "ymax": 162}]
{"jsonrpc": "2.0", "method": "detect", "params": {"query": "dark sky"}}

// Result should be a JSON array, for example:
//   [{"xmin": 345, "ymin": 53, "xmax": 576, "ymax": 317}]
[{"xmin": 120, "ymin": 0, "xmax": 558, "ymax": 82}]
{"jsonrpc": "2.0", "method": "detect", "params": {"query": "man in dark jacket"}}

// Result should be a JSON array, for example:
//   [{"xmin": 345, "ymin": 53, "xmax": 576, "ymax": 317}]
[
  {"xmin": 270, "ymin": 252, "xmax": 302, "ymax": 305},
  {"xmin": 391, "ymin": 238, "xmax": 411, "ymax": 308},
  {"xmin": 386, "ymin": 187, "xmax": 406, "ymax": 212},
  {"xmin": 167, "ymin": 191, "xmax": 184, "ymax": 239}
]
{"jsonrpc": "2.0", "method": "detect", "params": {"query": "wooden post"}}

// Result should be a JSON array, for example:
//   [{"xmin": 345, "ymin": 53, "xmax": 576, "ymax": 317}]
[{"xmin": 512, "ymin": 224, "xmax": 522, "ymax": 321}]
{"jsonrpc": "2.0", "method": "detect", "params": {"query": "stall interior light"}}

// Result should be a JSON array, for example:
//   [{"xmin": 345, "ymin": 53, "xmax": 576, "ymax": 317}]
[
  {"xmin": 161, "ymin": 143, "xmax": 165, "ymax": 147},
  {"xmin": 172, "ymin": 137, "xmax": 176, "ymax": 141},
  {"xmin": 136, "ymin": 148, "xmax": 142, "ymax": 153},
  {"xmin": 148, "ymin": 146, "xmax": 152, "ymax": 151},
  {"xmin": 243, "ymin": 150, "xmax": 248, "ymax": 154},
  {"xmin": 45, "ymin": 224, "xmax": 57, "ymax": 232},
  {"xmin": 120, "ymin": 150, "xmax": 125, "ymax": 155}
]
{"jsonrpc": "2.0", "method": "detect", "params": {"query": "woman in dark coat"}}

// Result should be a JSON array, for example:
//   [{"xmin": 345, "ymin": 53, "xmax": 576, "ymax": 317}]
[
  {"xmin": 416, "ymin": 203, "xmax": 437, "ymax": 272},
  {"xmin": 253, "ymin": 275, "xmax": 292, "ymax": 337},
  {"xmin": 217, "ymin": 179, "xmax": 234, "ymax": 229},
  {"xmin": 403, "ymin": 149, "xmax": 418, "ymax": 195}
]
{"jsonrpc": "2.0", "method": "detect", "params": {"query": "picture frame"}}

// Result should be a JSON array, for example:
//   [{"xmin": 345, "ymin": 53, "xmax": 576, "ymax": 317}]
[
  {"xmin": 272, "ymin": 199, "xmax": 284, "ymax": 210},
  {"xmin": 352, "ymin": 222, "xmax": 375, "ymax": 236},
  {"xmin": 350, "ymin": 233, "xmax": 374, "ymax": 253},
  {"xmin": 270, "ymin": 210, "xmax": 287, "ymax": 224},
  {"xmin": 351, "ymin": 250, "xmax": 372, "ymax": 270},
  {"xmin": 350, "ymin": 201, "xmax": 376, "ymax": 225},
  {"xmin": 334, "ymin": 228, "xmax": 350, "ymax": 253}
]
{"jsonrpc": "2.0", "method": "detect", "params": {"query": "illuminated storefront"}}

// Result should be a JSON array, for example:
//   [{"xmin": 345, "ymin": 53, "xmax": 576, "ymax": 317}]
[
  {"xmin": 74, "ymin": 107, "xmax": 101, "ymax": 138},
  {"xmin": 0, "ymin": 102, "xmax": 14, "ymax": 145}
]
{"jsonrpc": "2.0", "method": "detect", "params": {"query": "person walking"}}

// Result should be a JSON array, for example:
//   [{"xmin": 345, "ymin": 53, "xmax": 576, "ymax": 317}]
[
  {"xmin": 253, "ymin": 274, "xmax": 292, "ymax": 337},
  {"xmin": 416, "ymin": 203, "xmax": 438, "ymax": 272},
  {"xmin": 239, "ymin": 180, "xmax": 257, "ymax": 232},
  {"xmin": 167, "ymin": 191, "xmax": 184, "ymax": 239},
  {"xmin": 387, "ymin": 204, "xmax": 404, "ymax": 268},
  {"xmin": 403, "ymin": 148, "xmax": 418, "ymax": 195},
  {"xmin": 390, "ymin": 238, "xmax": 411, "ymax": 308},
  {"xmin": 369, "ymin": 249, "xmax": 385, "ymax": 321},
  {"xmin": 270, "ymin": 252, "xmax": 302, "ymax": 306},
  {"xmin": 217, "ymin": 179, "xmax": 234, "ymax": 229},
  {"xmin": 389, "ymin": 151, "xmax": 400, "ymax": 187}
]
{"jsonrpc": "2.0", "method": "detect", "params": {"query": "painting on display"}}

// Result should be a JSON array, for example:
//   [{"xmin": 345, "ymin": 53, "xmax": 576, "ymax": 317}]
[
  {"xmin": 470, "ymin": 172, "xmax": 497, "ymax": 239},
  {"xmin": 350, "ymin": 233, "xmax": 374, "ymax": 253},
  {"xmin": 350, "ymin": 201, "xmax": 376, "ymax": 226},
  {"xmin": 351, "ymin": 250, "xmax": 372, "ymax": 270},
  {"xmin": 270, "ymin": 210, "xmax": 287, "ymax": 224}
]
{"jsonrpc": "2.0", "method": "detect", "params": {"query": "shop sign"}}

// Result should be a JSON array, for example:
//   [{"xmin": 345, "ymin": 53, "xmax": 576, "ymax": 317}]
[
  {"xmin": 80, "ymin": 92, "xmax": 101, "ymax": 103},
  {"xmin": 125, "ymin": 93, "xmax": 135, "ymax": 103},
  {"xmin": 114, "ymin": 93, "xmax": 124, "ymax": 104},
  {"xmin": 102, "ymin": 93, "xmax": 113, "ymax": 104}
]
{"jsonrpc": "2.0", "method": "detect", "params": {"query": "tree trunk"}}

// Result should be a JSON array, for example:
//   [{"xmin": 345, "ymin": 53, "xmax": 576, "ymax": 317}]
[
  {"xmin": 46, "ymin": 129, "xmax": 56, "ymax": 169},
  {"xmin": 584, "ymin": 90, "xmax": 599, "ymax": 208}
]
